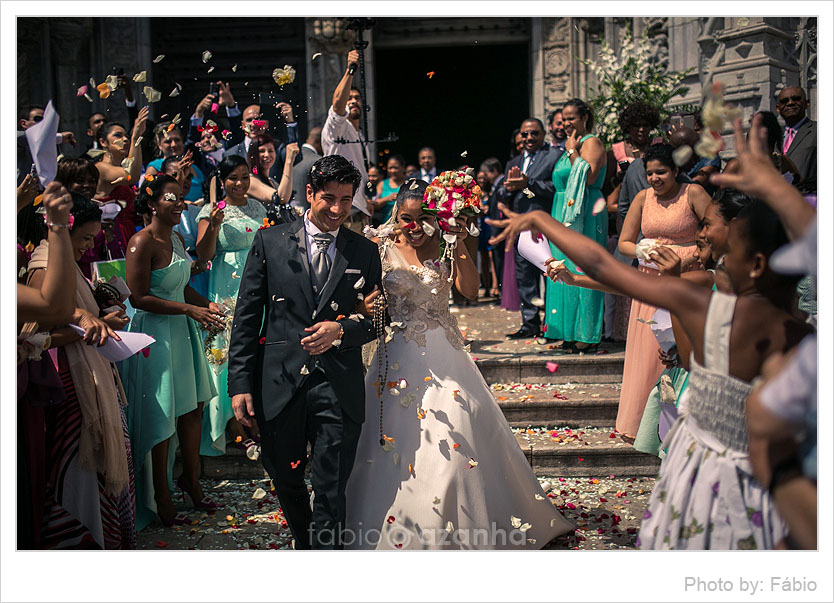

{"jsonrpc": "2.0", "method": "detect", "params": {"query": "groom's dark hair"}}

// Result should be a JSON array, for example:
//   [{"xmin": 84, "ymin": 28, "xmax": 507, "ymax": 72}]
[{"xmin": 308, "ymin": 155, "xmax": 362, "ymax": 195}]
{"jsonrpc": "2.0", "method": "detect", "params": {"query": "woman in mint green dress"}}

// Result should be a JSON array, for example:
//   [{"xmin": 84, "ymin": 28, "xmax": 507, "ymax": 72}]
[
  {"xmin": 544, "ymin": 99, "xmax": 608, "ymax": 350},
  {"xmin": 195, "ymin": 155, "xmax": 267, "ymax": 459},
  {"xmin": 123, "ymin": 174, "xmax": 226, "ymax": 529}
]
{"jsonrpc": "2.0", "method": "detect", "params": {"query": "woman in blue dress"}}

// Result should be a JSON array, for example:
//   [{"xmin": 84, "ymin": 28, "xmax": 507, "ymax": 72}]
[{"xmin": 122, "ymin": 174, "xmax": 226, "ymax": 529}]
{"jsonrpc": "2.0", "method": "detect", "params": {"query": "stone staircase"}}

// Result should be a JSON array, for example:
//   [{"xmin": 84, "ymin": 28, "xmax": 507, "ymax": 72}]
[
  {"xmin": 479, "ymin": 353, "xmax": 661, "ymax": 478},
  {"xmin": 189, "ymin": 350, "xmax": 661, "ymax": 481}
]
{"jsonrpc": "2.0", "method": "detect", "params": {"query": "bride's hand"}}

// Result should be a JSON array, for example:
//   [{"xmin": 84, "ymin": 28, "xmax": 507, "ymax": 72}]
[
  {"xmin": 446, "ymin": 216, "xmax": 468, "ymax": 240},
  {"xmin": 357, "ymin": 286, "xmax": 383, "ymax": 318}
]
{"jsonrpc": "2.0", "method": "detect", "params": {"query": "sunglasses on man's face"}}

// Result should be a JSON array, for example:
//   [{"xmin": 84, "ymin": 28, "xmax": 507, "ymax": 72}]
[
  {"xmin": 520, "ymin": 131, "xmax": 541, "ymax": 138},
  {"xmin": 777, "ymin": 95, "xmax": 804, "ymax": 105},
  {"xmin": 31, "ymin": 115, "xmax": 43, "ymax": 123}
]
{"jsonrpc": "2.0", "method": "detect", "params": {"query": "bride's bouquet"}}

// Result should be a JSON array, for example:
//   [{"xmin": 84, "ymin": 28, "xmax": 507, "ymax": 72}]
[{"xmin": 422, "ymin": 167, "xmax": 484, "ymax": 262}]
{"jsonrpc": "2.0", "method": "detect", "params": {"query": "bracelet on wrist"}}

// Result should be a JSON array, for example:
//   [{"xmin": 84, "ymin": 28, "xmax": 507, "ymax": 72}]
[{"xmin": 46, "ymin": 221, "xmax": 71, "ymax": 229}]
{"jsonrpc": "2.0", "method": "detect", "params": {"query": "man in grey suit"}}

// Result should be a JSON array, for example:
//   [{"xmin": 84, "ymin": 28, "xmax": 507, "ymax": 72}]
[
  {"xmin": 493, "ymin": 118, "xmax": 561, "ymax": 338},
  {"xmin": 777, "ymin": 86, "xmax": 816, "ymax": 190},
  {"xmin": 290, "ymin": 127, "xmax": 323, "ymax": 211}
]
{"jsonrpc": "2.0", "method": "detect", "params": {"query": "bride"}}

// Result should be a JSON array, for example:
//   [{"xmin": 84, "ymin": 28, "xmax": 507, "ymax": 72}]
[{"xmin": 344, "ymin": 176, "xmax": 572, "ymax": 549}]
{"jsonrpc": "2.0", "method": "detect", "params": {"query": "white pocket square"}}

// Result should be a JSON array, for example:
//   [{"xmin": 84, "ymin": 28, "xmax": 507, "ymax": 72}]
[{"xmin": 345, "ymin": 268, "xmax": 362, "ymax": 274}]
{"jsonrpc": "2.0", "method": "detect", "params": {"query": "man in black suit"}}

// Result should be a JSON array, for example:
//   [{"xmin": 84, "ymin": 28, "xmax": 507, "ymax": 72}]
[
  {"xmin": 290, "ymin": 127, "xmax": 323, "ymax": 211},
  {"xmin": 228, "ymin": 155, "xmax": 382, "ymax": 549},
  {"xmin": 222, "ymin": 102, "xmax": 300, "ymax": 180},
  {"xmin": 493, "ymin": 118, "xmax": 561, "ymax": 338},
  {"xmin": 480, "ymin": 157, "xmax": 504, "ymax": 299},
  {"xmin": 416, "ymin": 147, "xmax": 438, "ymax": 182},
  {"xmin": 777, "ymin": 86, "xmax": 816, "ymax": 190}
]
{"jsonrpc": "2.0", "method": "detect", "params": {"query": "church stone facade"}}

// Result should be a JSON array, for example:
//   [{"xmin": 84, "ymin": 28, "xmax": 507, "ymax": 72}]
[{"xmin": 18, "ymin": 16, "xmax": 816, "ymax": 155}]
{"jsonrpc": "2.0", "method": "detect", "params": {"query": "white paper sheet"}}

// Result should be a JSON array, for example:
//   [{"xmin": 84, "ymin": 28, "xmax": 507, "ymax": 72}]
[
  {"xmin": 517, "ymin": 230, "xmax": 555, "ymax": 273},
  {"xmin": 100, "ymin": 202, "xmax": 123, "ymax": 221},
  {"xmin": 650, "ymin": 308, "xmax": 677, "ymax": 352},
  {"xmin": 25, "ymin": 100, "xmax": 59, "ymax": 188},
  {"xmin": 70, "ymin": 324, "xmax": 155, "ymax": 362}
]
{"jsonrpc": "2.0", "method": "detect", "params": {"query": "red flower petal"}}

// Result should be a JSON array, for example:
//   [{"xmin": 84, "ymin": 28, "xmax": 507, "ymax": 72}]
[
  {"xmin": 577, "ymin": 457, "xmax": 584, "ymax": 461},
  {"xmin": 387, "ymin": 515, "xmax": 395, "ymax": 524},
  {"xmin": 259, "ymin": 337, "xmax": 266, "ymax": 344},
  {"xmin": 156, "ymin": 540, "xmax": 168, "ymax": 548}
]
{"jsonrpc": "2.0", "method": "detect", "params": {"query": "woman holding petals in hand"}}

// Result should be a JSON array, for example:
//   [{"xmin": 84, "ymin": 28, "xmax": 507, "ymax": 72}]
[
  {"xmin": 245, "ymin": 134, "xmax": 299, "ymax": 222},
  {"xmin": 196, "ymin": 155, "xmax": 268, "ymax": 461},
  {"xmin": 344, "ymin": 176, "xmax": 571, "ymax": 549},
  {"xmin": 613, "ymin": 143, "xmax": 711, "ymax": 443},
  {"xmin": 122, "ymin": 175, "xmax": 224, "ymax": 529}
]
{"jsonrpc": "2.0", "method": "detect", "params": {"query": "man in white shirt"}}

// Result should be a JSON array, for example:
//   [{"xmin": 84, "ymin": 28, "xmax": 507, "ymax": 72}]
[
  {"xmin": 321, "ymin": 49, "xmax": 371, "ymax": 233},
  {"xmin": 417, "ymin": 147, "xmax": 438, "ymax": 182}
]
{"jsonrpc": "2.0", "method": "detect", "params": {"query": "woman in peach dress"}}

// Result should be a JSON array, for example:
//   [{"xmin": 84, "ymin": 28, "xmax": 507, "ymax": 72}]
[{"xmin": 615, "ymin": 143, "xmax": 711, "ymax": 441}]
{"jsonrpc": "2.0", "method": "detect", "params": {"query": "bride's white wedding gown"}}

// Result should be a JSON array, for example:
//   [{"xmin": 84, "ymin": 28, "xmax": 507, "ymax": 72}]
[{"xmin": 344, "ymin": 240, "xmax": 573, "ymax": 549}]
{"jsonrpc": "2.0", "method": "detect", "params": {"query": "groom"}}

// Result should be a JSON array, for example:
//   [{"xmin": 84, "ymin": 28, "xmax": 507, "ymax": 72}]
[{"xmin": 227, "ymin": 155, "xmax": 382, "ymax": 549}]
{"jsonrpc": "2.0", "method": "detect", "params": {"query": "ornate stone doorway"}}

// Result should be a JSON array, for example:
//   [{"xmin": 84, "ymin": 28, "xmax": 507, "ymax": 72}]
[
  {"xmin": 370, "ymin": 17, "xmax": 532, "ymax": 170},
  {"xmin": 373, "ymin": 42, "xmax": 530, "ymax": 171}
]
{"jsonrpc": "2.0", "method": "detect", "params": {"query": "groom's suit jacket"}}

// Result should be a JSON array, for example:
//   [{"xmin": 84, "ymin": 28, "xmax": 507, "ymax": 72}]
[{"xmin": 227, "ymin": 218, "xmax": 382, "ymax": 424}]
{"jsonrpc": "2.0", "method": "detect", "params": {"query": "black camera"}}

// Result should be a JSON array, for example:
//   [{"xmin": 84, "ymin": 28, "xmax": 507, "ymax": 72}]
[{"xmin": 208, "ymin": 82, "xmax": 219, "ymax": 100}]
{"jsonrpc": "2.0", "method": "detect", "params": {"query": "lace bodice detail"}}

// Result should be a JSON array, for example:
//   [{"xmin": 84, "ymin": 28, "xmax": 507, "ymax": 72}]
[{"xmin": 380, "ymin": 240, "xmax": 465, "ymax": 349}]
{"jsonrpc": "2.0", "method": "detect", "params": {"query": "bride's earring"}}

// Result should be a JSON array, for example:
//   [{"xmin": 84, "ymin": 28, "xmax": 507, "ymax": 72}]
[{"xmin": 749, "ymin": 270, "xmax": 756, "ymax": 278}]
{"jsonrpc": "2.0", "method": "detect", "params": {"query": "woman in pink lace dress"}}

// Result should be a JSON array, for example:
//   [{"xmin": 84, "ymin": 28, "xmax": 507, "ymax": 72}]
[{"xmin": 615, "ymin": 144, "xmax": 712, "ymax": 441}]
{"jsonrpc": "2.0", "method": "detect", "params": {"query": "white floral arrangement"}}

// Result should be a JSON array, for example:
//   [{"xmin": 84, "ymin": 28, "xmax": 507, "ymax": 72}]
[{"xmin": 579, "ymin": 30, "xmax": 697, "ymax": 147}]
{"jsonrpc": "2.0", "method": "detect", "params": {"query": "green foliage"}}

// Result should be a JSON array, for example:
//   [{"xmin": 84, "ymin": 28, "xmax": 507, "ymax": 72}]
[{"xmin": 579, "ymin": 30, "xmax": 698, "ymax": 146}]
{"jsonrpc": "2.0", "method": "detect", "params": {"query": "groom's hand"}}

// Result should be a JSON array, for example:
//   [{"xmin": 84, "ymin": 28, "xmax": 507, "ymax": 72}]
[
  {"xmin": 301, "ymin": 321, "xmax": 342, "ymax": 355},
  {"xmin": 232, "ymin": 393, "xmax": 257, "ymax": 428}
]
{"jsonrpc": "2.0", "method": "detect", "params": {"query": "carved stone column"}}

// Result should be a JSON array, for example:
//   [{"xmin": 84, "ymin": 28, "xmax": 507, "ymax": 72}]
[
  {"xmin": 697, "ymin": 17, "xmax": 804, "ymax": 156},
  {"xmin": 305, "ymin": 19, "xmax": 356, "ymax": 134},
  {"xmin": 539, "ymin": 17, "xmax": 572, "ymax": 119}
]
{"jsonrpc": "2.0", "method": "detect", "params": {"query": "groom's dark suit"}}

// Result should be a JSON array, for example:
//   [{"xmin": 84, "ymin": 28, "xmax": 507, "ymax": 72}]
[{"xmin": 228, "ymin": 217, "xmax": 382, "ymax": 549}]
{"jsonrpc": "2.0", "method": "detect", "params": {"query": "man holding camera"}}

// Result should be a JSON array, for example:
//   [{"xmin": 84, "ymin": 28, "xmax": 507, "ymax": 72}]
[{"xmin": 321, "ymin": 49, "xmax": 371, "ymax": 234}]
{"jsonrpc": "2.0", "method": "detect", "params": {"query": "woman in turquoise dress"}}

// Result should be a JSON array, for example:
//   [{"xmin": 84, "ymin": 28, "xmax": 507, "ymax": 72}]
[
  {"xmin": 371, "ymin": 155, "xmax": 406, "ymax": 225},
  {"xmin": 544, "ymin": 99, "xmax": 608, "ymax": 351},
  {"xmin": 122, "ymin": 174, "xmax": 226, "ymax": 529},
  {"xmin": 195, "ymin": 155, "xmax": 267, "ymax": 459}
]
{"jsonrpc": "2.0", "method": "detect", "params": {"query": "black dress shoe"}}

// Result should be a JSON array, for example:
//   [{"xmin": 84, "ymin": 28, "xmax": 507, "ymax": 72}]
[{"xmin": 506, "ymin": 328, "xmax": 538, "ymax": 340}]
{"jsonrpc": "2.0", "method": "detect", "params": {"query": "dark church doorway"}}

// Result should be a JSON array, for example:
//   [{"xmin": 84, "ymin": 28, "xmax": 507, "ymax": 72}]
[{"xmin": 373, "ymin": 42, "xmax": 529, "ymax": 174}]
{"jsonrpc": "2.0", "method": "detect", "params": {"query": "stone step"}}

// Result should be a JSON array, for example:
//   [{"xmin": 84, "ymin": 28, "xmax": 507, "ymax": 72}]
[
  {"xmin": 185, "ymin": 425, "xmax": 660, "ymax": 482},
  {"xmin": 494, "ymin": 383, "xmax": 620, "ymax": 428},
  {"xmin": 476, "ymin": 353, "xmax": 624, "ymax": 385},
  {"xmin": 514, "ymin": 428, "xmax": 661, "ymax": 477}
]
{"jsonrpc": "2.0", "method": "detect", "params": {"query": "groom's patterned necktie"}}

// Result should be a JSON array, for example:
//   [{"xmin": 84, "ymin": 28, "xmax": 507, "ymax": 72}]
[{"xmin": 311, "ymin": 233, "xmax": 334, "ymax": 294}]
